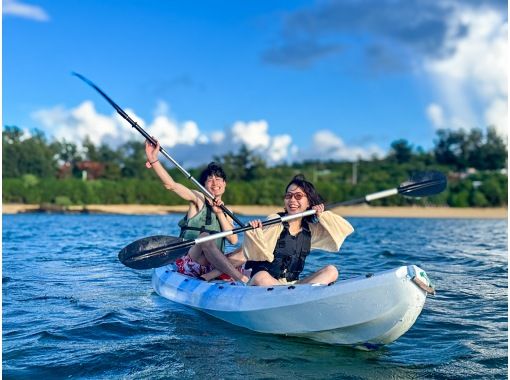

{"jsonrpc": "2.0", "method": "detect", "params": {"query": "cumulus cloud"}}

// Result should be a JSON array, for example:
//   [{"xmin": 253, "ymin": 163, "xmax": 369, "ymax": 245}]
[
  {"xmin": 31, "ymin": 101, "xmax": 388, "ymax": 166},
  {"xmin": 32, "ymin": 100, "xmax": 206, "ymax": 149},
  {"xmin": 230, "ymin": 120, "xmax": 271, "ymax": 150},
  {"xmin": 2, "ymin": 0, "xmax": 49, "ymax": 21},
  {"xmin": 300, "ymin": 130, "xmax": 385, "ymax": 161},
  {"xmin": 423, "ymin": 5, "xmax": 508, "ymax": 135},
  {"xmin": 228, "ymin": 120, "xmax": 293, "ymax": 162},
  {"xmin": 33, "ymin": 101, "xmax": 137, "ymax": 147},
  {"xmin": 269, "ymin": 135, "xmax": 293, "ymax": 162},
  {"xmin": 30, "ymin": 101, "xmax": 297, "ymax": 166}
]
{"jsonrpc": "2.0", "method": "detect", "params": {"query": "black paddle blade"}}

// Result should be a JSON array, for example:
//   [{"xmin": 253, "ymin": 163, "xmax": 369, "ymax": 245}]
[
  {"xmin": 398, "ymin": 171, "xmax": 447, "ymax": 197},
  {"xmin": 118, "ymin": 235, "xmax": 189, "ymax": 270}
]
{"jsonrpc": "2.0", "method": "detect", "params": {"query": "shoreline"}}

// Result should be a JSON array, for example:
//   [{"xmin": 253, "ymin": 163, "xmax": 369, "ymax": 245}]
[{"xmin": 2, "ymin": 203, "xmax": 507, "ymax": 219}]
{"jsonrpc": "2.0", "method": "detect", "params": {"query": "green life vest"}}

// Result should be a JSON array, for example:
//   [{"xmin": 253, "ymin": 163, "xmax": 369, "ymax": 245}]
[{"xmin": 178, "ymin": 203, "xmax": 226, "ymax": 252}]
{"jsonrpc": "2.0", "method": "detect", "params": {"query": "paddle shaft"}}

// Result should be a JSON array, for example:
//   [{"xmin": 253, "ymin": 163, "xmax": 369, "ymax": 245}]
[
  {"xmin": 130, "ymin": 209, "xmax": 317, "ymax": 262},
  {"xmin": 149, "ymin": 173, "xmax": 446, "ymax": 253},
  {"xmin": 120, "ymin": 170, "xmax": 447, "ymax": 267},
  {"xmin": 332, "ymin": 189, "xmax": 399, "ymax": 206},
  {"xmin": 73, "ymin": 72, "xmax": 244, "ymax": 227}
]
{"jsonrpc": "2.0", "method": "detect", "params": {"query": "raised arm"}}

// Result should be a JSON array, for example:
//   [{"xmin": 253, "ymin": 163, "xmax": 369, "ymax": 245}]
[{"xmin": 145, "ymin": 140, "xmax": 202, "ymax": 207}]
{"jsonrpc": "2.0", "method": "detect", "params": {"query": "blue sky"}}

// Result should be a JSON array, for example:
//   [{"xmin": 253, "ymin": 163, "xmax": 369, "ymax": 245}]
[{"xmin": 3, "ymin": 0, "xmax": 508, "ymax": 166}]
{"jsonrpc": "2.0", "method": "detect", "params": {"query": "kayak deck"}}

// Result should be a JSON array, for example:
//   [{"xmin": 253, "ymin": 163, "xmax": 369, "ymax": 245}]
[{"xmin": 152, "ymin": 265, "xmax": 432, "ymax": 348}]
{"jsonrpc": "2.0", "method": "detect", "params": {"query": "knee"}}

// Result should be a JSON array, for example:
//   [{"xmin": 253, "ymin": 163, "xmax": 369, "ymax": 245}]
[
  {"xmin": 251, "ymin": 271, "xmax": 273, "ymax": 286},
  {"xmin": 197, "ymin": 233, "xmax": 215, "ymax": 248},
  {"xmin": 324, "ymin": 265, "xmax": 338, "ymax": 281},
  {"xmin": 197, "ymin": 232, "xmax": 209, "ymax": 239}
]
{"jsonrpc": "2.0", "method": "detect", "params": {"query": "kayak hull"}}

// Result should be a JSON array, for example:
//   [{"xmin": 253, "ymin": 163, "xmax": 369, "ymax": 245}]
[{"xmin": 152, "ymin": 265, "xmax": 431, "ymax": 348}]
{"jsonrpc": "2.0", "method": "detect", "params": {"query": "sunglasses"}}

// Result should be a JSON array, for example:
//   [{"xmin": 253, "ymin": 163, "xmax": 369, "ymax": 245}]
[{"xmin": 284, "ymin": 192, "xmax": 306, "ymax": 201}]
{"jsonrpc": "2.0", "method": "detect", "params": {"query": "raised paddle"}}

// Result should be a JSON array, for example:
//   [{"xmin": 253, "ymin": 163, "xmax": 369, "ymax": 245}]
[
  {"xmin": 72, "ymin": 72, "xmax": 245, "ymax": 228},
  {"xmin": 118, "ymin": 170, "xmax": 447, "ymax": 269}
]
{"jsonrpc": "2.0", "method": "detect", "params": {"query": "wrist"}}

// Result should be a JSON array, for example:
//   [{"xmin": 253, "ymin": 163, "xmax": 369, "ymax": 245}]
[{"xmin": 145, "ymin": 159, "xmax": 159, "ymax": 169}]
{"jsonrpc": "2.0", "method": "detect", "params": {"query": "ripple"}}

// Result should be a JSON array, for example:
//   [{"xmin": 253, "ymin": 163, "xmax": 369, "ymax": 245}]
[{"xmin": 2, "ymin": 214, "xmax": 507, "ymax": 379}]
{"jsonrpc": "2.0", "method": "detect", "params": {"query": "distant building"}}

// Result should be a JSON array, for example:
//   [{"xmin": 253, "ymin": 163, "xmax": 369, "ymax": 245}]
[{"xmin": 58, "ymin": 161, "xmax": 105, "ymax": 180}]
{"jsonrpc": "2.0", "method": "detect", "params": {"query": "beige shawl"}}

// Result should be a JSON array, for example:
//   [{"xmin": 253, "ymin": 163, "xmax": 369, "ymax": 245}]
[{"xmin": 242, "ymin": 211, "xmax": 354, "ymax": 262}]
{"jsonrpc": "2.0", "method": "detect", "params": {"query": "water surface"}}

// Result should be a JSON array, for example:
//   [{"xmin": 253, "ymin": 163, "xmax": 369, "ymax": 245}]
[{"xmin": 2, "ymin": 214, "xmax": 507, "ymax": 379}]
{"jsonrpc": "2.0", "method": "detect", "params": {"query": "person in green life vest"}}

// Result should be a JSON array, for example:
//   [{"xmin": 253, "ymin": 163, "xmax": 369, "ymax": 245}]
[{"xmin": 145, "ymin": 139, "xmax": 249, "ymax": 283}]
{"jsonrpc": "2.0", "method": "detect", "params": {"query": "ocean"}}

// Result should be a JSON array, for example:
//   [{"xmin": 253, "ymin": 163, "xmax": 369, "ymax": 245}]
[{"xmin": 2, "ymin": 213, "xmax": 508, "ymax": 379}]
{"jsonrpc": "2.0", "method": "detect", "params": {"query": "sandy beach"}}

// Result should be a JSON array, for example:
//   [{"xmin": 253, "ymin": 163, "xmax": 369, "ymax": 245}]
[{"xmin": 2, "ymin": 203, "xmax": 507, "ymax": 219}]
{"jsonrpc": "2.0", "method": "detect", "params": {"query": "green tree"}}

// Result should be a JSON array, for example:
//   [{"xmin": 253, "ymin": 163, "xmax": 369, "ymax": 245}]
[
  {"xmin": 214, "ymin": 145, "xmax": 267, "ymax": 181},
  {"xmin": 480, "ymin": 126, "xmax": 507, "ymax": 170},
  {"xmin": 118, "ymin": 140, "xmax": 151, "ymax": 179},
  {"xmin": 434, "ymin": 127, "xmax": 507, "ymax": 170},
  {"xmin": 434, "ymin": 129, "xmax": 467, "ymax": 169},
  {"xmin": 2, "ymin": 126, "xmax": 58, "ymax": 178},
  {"xmin": 389, "ymin": 139, "xmax": 413, "ymax": 164}
]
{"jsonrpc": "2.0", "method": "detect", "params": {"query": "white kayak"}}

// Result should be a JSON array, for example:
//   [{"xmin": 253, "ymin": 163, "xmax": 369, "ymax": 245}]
[{"xmin": 152, "ymin": 265, "xmax": 434, "ymax": 349}]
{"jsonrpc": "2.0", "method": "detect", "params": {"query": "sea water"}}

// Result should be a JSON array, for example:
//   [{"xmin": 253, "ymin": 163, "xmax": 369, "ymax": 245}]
[{"xmin": 2, "ymin": 213, "xmax": 508, "ymax": 379}]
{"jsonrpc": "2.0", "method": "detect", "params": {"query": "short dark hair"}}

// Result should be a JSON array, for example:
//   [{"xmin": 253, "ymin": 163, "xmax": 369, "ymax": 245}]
[
  {"xmin": 199, "ymin": 162, "xmax": 227, "ymax": 185},
  {"xmin": 285, "ymin": 174, "xmax": 324, "ymax": 207}
]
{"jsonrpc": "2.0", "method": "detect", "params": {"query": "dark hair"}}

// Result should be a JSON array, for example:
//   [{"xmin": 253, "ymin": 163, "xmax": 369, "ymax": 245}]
[
  {"xmin": 285, "ymin": 174, "xmax": 324, "ymax": 208},
  {"xmin": 199, "ymin": 162, "xmax": 227, "ymax": 185}
]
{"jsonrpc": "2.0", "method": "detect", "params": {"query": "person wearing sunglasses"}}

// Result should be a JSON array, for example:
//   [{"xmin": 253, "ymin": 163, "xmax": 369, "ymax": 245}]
[{"xmin": 243, "ymin": 174, "xmax": 354, "ymax": 286}]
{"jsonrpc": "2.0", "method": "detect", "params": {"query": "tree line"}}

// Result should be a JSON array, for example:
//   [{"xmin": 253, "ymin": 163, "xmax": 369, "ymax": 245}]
[{"xmin": 2, "ymin": 125, "xmax": 507, "ymax": 207}]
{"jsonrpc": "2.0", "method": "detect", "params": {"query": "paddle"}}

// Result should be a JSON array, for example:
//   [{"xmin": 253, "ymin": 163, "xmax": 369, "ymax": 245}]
[
  {"xmin": 331, "ymin": 170, "xmax": 447, "ymax": 206},
  {"xmin": 119, "ymin": 170, "xmax": 447, "ymax": 269},
  {"xmin": 72, "ymin": 72, "xmax": 245, "ymax": 228}
]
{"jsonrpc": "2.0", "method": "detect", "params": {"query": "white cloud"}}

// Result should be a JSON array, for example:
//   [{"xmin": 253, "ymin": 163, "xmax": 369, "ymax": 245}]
[
  {"xmin": 31, "ymin": 101, "xmax": 386, "ymax": 166},
  {"xmin": 180, "ymin": 121, "xmax": 200, "ymax": 145},
  {"xmin": 210, "ymin": 131, "xmax": 225, "ymax": 144},
  {"xmin": 32, "ymin": 100, "xmax": 204, "ymax": 149},
  {"xmin": 268, "ymin": 135, "xmax": 292, "ymax": 162},
  {"xmin": 228, "ymin": 120, "xmax": 293, "ymax": 163},
  {"xmin": 33, "ymin": 101, "xmax": 122, "ymax": 146},
  {"xmin": 423, "ymin": 5, "xmax": 508, "ymax": 136},
  {"xmin": 485, "ymin": 98, "xmax": 507, "ymax": 131},
  {"xmin": 31, "ymin": 101, "xmax": 291, "ymax": 164},
  {"xmin": 230, "ymin": 120, "xmax": 271, "ymax": 150},
  {"xmin": 426, "ymin": 103, "xmax": 445, "ymax": 129},
  {"xmin": 2, "ymin": 0, "xmax": 49, "ymax": 21},
  {"xmin": 301, "ymin": 130, "xmax": 385, "ymax": 161}
]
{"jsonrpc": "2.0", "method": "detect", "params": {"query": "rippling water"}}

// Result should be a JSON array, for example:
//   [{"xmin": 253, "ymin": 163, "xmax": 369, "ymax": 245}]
[{"xmin": 2, "ymin": 213, "xmax": 507, "ymax": 379}]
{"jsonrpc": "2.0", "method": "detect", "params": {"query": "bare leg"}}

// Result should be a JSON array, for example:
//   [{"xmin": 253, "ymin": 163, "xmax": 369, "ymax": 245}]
[
  {"xmin": 250, "ymin": 271, "xmax": 280, "ymax": 286},
  {"xmin": 198, "ymin": 240, "xmax": 248, "ymax": 283},
  {"xmin": 201, "ymin": 248, "xmax": 247, "ymax": 281},
  {"xmin": 186, "ymin": 243, "xmax": 209, "ymax": 266},
  {"xmin": 298, "ymin": 265, "xmax": 338, "ymax": 285},
  {"xmin": 225, "ymin": 248, "xmax": 246, "ymax": 267}
]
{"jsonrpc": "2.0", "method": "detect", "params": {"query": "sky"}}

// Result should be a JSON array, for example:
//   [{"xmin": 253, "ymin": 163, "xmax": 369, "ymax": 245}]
[{"xmin": 2, "ymin": 0, "xmax": 508, "ymax": 167}]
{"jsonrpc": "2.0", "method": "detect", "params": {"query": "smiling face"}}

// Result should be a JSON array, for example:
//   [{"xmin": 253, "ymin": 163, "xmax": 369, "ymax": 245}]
[
  {"xmin": 284, "ymin": 184, "xmax": 310, "ymax": 214},
  {"xmin": 204, "ymin": 175, "xmax": 226, "ymax": 197}
]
